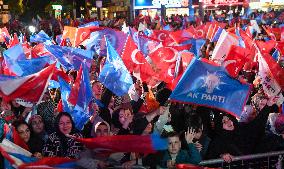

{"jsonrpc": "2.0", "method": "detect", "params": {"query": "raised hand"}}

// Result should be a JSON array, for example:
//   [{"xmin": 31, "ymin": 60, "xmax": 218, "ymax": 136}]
[{"xmin": 185, "ymin": 127, "xmax": 195, "ymax": 144}]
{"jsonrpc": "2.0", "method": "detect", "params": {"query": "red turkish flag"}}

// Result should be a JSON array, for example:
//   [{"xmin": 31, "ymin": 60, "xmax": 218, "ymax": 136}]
[
  {"xmin": 223, "ymin": 45, "xmax": 250, "ymax": 78},
  {"xmin": 121, "ymin": 35, "xmax": 156, "ymax": 83},
  {"xmin": 0, "ymin": 63, "xmax": 55, "ymax": 103},
  {"xmin": 151, "ymin": 30, "xmax": 175, "ymax": 46},
  {"xmin": 169, "ymin": 29, "xmax": 194, "ymax": 44},
  {"xmin": 255, "ymin": 40, "xmax": 276, "ymax": 54},
  {"xmin": 74, "ymin": 26, "xmax": 102, "ymax": 47},
  {"xmin": 194, "ymin": 24, "xmax": 209, "ymax": 39},
  {"xmin": 239, "ymin": 28, "xmax": 254, "ymax": 49},
  {"xmin": 8, "ymin": 33, "xmax": 20, "ymax": 48},
  {"xmin": 166, "ymin": 51, "xmax": 194, "ymax": 90},
  {"xmin": 31, "ymin": 43, "xmax": 50, "ymax": 58},
  {"xmin": 262, "ymin": 53, "xmax": 284, "ymax": 90}
]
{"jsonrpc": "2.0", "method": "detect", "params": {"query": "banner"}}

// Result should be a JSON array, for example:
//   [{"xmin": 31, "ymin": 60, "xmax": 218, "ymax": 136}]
[{"xmin": 170, "ymin": 58, "xmax": 250, "ymax": 117}]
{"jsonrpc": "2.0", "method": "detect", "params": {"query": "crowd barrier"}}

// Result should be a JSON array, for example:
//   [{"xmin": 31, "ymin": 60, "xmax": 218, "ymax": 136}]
[
  {"xmin": 200, "ymin": 151, "xmax": 284, "ymax": 169},
  {"xmin": 96, "ymin": 151, "xmax": 284, "ymax": 169}
]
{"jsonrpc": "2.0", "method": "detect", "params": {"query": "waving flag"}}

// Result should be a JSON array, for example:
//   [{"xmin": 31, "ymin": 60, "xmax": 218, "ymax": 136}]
[
  {"xmin": 194, "ymin": 24, "xmax": 209, "ymax": 39},
  {"xmin": 170, "ymin": 58, "xmax": 250, "ymax": 117},
  {"xmin": 74, "ymin": 26, "xmax": 102, "ymax": 47},
  {"xmin": 222, "ymin": 45, "xmax": 249, "ymax": 78},
  {"xmin": 258, "ymin": 52, "xmax": 284, "ymax": 105},
  {"xmin": 0, "ymin": 145, "xmax": 76, "ymax": 169},
  {"xmin": 121, "ymin": 35, "xmax": 156, "ymax": 83},
  {"xmin": 82, "ymin": 28, "xmax": 127, "ymax": 56},
  {"xmin": 31, "ymin": 43, "xmax": 51, "ymax": 58},
  {"xmin": 15, "ymin": 56, "xmax": 50, "ymax": 76},
  {"xmin": 137, "ymin": 35, "xmax": 160, "ymax": 57},
  {"xmin": 62, "ymin": 26, "xmax": 77, "ymax": 46},
  {"xmin": 99, "ymin": 38, "xmax": 133, "ymax": 96},
  {"xmin": 7, "ymin": 33, "xmax": 20, "ymax": 49},
  {"xmin": 169, "ymin": 29, "xmax": 193, "ymax": 44},
  {"xmin": 30, "ymin": 30, "xmax": 52, "ymax": 44},
  {"xmin": 45, "ymin": 45, "xmax": 93, "ymax": 70},
  {"xmin": 58, "ymin": 77, "xmax": 72, "ymax": 113},
  {"xmin": 3, "ymin": 44, "xmax": 26, "ymax": 75},
  {"xmin": 76, "ymin": 133, "xmax": 167, "ymax": 154},
  {"xmin": 211, "ymin": 30, "xmax": 239, "ymax": 63},
  {"xmin": 187, "ymin": 39, "xmax": 206, "ymax": 57},
  {"xmin": 0, "ymin": 27, "xmax": 10, "ymax": 43},
  {"xmin": 211, "ymin": 26, "xmax": 224, "ymax": 42},
  {"xmin": 68, "ymin": 62, "xmax": 93, "ymax": 130},
  {"xmin": 18, "ymin": 157, "xmax": 76, "ymax": 169},
  {"xmin": 255, "ymin": 40, "xmax": 276, "ymax": 54},
  {"xmin": 0, "ymin": 63, "xmax": 55, "ymax": 103}
]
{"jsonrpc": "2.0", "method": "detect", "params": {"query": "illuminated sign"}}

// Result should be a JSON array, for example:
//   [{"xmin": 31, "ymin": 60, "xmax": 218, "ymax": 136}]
[
  {"xmin": 52, "ymin": 5, "xmax": 62, "ymax": 10},
  {"xmin": 201, "ymin": 0, "xmax": 242, "ymax": 5},
  {"xmin": 134, "ymin": 0, "xmax": 190, "ymax": 9}
]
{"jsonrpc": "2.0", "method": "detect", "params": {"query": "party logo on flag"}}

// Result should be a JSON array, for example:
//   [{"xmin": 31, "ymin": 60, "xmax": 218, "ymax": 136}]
[{"xmin": 170, "ymin": 58, "xmax": 250, "ymax": 117}]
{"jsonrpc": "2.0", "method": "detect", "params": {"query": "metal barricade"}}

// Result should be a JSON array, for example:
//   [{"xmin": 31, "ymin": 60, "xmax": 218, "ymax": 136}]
[
  {"xmin": 108, "ymin": 165, "xmax": 148, "ymax": 169},
  {"xmin": 200, "ymin": 151, "xmax": 284, "ymax": 169}
]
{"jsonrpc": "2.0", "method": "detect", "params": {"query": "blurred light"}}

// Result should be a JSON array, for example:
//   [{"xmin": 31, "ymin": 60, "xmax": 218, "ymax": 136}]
[
  {"xmin": 215, "ymin": 5, "xmax": 218, "ymax": 7},
  {"xmin": 28, "ymin": 26, "xmax": 36, "ymax": 33},
  {"xmin": 203, "ymin": 5, "xmax": 206, "ymax": 8}
]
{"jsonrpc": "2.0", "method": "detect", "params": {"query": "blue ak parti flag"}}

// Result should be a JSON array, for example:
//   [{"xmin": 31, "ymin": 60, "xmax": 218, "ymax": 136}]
[
  {"xmin": 71, "ymin": 61, "xmax": 93, "ymax": 130},
  {"xmin": 30, "ymin": 30, "xmax": 52, "ymax": 44},
  {"xmin": 45, "ymin": 45, "xmax": 93, "ymax": 70},
  {"xmin": 16, "ymin": 56, "xmax": 50, "ymax": 76},
  {"xmin": 58, "ymin": 77, "xmax": 73, "ymax": 114},
  {"xmin": 170, "ymin": 58, "xmax": 250, "ymax": 117},
  {"xmin": 3, "ymin": 44, "xmax": 28, "ymax": 76},
  {"xmin": 98, "ymin": 38, "xmax": 133, "ymax": 97}
]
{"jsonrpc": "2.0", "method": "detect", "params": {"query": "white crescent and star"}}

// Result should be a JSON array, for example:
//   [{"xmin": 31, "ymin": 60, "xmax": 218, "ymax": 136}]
[
  {"xmin": 131, "ymin": 49, "xmax": 145, "ymax": 65},
  {"xmin": 167, "ymin": 64, "xmax": 176, "ymax": 77},
  {"xmin": 195, "ymin": 30, "xmax": 204, "ymax": 38},
  {"xmin": 222, "ymin": 59, "xmax": 237, "ymax": 68},
  {"xmin": 80, "ymin": 32, "xmax": 87, "ymax": 41},
  {"xmin": 163, "ymin": 47, "xmax": 179, "ymax": 63},
  {"xmin": 157, "ymin": 33, "xmax": 166, "ymax": 41}
]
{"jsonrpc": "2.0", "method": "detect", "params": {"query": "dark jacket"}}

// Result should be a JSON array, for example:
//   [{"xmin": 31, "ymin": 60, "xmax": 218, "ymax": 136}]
[
  {"xmin": 206, "ymin": 105, "xmax": 278, "ymax": 159},
  {"xmin": 42, "ymin": 132, "xmax": 84, "ymax": 158}
]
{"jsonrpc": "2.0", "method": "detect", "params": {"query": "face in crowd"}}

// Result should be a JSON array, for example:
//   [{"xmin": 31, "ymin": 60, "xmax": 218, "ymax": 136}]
[
  {"xmin": 119, "ymin": 108, "xmax": 132, "ymax": 125},
  {"xmin": 17, "ymin": 123, "xmax": 31, "ymax": 143},
  {"xmin": 222, "ymin": 116, "xmax": 234, "ymax": 131},
  {"xmin": 168, "ymin": 135, "xmax": 181, "ymax": 156},
  {"xmin": 92, "ymin": 81, "xmax": 103, "ymax": 99},
  {"xmin": 30, "ymin": 116, "xmax": 45, "ymax": 134},
  {"xmin": 59, "ymin": 115, "xmax": 73, "ymax": 135},
  {"xmin": 95, "ymin": 123, "xmax": 110, "ymax": 137}
]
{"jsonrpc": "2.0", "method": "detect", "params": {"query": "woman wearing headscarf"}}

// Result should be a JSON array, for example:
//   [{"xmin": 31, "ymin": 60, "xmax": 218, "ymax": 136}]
[
  {"xmin": 206, "ymin": 101, "xmax": 279, "ymax": 163},
  {"xmin": 42, "ymin": 112, "xmax": 84, "ymax": 158}
]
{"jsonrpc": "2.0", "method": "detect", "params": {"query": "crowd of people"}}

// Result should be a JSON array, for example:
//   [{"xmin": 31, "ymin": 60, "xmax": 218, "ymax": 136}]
[{"xmin": 0, "ymin": 6, "xmax": 284, "ymax": 169}]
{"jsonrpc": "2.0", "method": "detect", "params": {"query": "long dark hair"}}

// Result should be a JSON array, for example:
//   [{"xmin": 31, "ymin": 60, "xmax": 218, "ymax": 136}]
[{"xmin": 54, "ymin": 112, "xmax": 78, "ymax": 136}]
